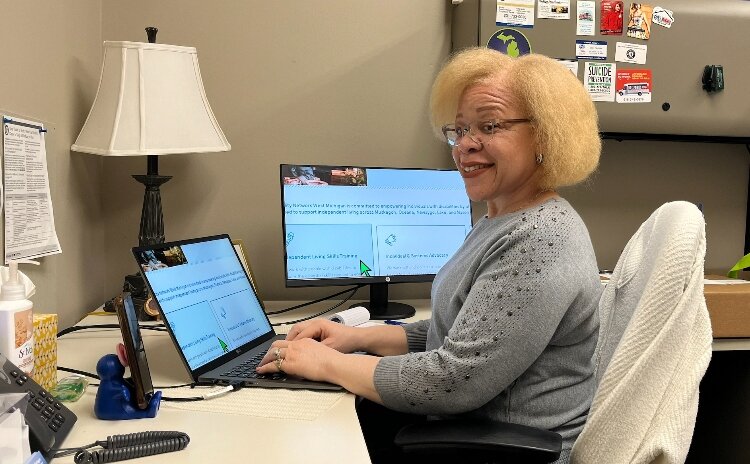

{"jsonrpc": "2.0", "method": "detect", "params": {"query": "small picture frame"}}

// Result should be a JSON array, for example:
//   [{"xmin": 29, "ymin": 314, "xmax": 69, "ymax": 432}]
[{"xmin": 232, "ymin": 239, "xmax": 260, "ymax": 296}]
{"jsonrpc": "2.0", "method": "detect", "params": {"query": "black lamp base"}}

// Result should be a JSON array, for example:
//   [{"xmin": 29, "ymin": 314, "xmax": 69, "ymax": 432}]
[
  {"xmin": 103, "ymin": 274, "xmax": 152, "ymax": 320},
  {"xmin": 105, "ymin": 155, "xmax": 170, "ymax": 321}
]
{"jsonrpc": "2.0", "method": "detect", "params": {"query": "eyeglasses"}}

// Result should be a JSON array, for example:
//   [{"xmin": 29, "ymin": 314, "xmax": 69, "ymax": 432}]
[{"xmin": 441, "ymin": 119, "xmax": 531, "ymax": 147}]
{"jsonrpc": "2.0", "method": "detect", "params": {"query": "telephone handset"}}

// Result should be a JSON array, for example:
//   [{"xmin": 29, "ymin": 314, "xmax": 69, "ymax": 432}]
[{"xmin": 0, "ymin": 352, "xmax": 78, "ymax": 459}]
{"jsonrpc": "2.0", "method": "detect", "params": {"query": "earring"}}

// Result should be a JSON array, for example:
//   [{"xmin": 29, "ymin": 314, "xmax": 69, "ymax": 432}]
[{"xmin": 535, "ymin": 153, "xmax": 543, "ymax": 165}]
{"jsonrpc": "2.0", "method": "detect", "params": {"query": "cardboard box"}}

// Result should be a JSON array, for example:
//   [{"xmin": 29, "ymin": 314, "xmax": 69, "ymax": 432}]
[
  {"xmin": 32, "ymin": 313, "xmax": 58, "ymax": 390},
  {"xmin": 704, "ymin": 276, "xmax": 750, "ymax": 338}
]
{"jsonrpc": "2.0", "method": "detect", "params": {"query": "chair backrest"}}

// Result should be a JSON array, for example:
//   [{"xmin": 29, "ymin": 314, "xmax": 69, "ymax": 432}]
[{"xmin": 571, "ymin": 201, "xmax": 713, "ymax": 464}]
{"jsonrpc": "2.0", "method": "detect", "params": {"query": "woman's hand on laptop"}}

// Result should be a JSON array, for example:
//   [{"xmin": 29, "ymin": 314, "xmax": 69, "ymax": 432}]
[
  {"xmin": 256, "ymin": 338, "xmax": 342, "ymax": 381},
  {"xmin": 256, "ymin": 338, "xmax": 383, "ymax": 403},
  {"xmin": 287, "ymin": 319, "xmax": 409, "ymax": 357},
  {"xmin": 285, "ymin": 320, "xmax": 361, "ymax": 353}
]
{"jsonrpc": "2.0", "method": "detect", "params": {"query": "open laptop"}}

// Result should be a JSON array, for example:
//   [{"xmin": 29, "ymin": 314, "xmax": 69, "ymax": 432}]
[{"xmin": 133, "ymin": 234, "xmax": 342, "ymax": 391}]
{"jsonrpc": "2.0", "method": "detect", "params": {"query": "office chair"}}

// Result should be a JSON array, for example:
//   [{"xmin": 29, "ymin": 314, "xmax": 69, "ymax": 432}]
[{"xmin": 395, "ymin": 201, "xmax": 712, "ymax": 464}]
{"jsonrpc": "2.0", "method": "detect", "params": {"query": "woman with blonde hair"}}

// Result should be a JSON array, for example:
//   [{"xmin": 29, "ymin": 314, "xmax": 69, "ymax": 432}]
[{"xmin": 259, "ymin": 48, "xmax": 602, "ymax": 464}]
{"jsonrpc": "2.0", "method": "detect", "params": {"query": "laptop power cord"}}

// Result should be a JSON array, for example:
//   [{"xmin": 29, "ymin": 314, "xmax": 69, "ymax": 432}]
[{"xmin": 54, "ymin": 364, "xmax": 240, "ymax": 401}]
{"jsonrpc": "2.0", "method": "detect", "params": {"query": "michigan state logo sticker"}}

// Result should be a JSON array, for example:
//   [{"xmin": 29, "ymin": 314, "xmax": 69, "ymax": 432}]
[{"xmin": 487, "ymin": 28, "xmax": 532, "ymax": 57}]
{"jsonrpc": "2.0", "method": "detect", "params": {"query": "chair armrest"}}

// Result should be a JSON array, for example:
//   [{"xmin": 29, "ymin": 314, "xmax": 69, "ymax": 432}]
[{"xmin": 394, "ymin": 419, "xmax": 562, "ymax": 463}]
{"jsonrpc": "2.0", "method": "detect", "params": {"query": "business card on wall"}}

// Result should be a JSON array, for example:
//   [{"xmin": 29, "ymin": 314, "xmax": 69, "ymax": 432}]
[
  {"xmin": 614, "ymin": 42, "xmax": 647, "ymax": 64},
  {"xmin": 576, "ymin": 40, "xmax": 607, "ymax": 60}
]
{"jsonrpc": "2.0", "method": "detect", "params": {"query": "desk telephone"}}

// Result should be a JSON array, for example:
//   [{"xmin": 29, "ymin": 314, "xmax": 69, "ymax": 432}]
[{"xmin": 0, "ymin": 352, "xmax": 78, "ymax": 460}]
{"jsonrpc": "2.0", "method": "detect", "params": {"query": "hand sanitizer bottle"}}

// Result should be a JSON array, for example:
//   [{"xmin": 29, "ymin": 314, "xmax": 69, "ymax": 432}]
[{"xmin": 0, "ymin": 260, "xmax": 37, "ymax": 374}]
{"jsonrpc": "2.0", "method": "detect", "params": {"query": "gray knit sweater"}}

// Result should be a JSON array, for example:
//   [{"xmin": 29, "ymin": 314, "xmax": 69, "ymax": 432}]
[{"xmin": 373, "ymin": 198, "xmax": 601, "ymax": 452}]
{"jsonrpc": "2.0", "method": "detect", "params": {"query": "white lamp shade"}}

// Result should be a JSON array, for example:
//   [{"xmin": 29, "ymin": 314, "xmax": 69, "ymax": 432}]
[{"xmin": 71, "ymin": 41, "xmax": 230, "ymax": 156}]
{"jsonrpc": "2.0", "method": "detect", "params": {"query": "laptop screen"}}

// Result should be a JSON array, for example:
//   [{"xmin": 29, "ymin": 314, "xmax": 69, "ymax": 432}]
[{"xmin": 135, "ymin": 236, "xmax": 272, "ymax": 371}]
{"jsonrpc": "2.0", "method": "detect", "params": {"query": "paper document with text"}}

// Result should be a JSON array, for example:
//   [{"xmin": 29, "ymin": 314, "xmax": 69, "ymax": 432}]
[{"xmin": 2, "ymin": 116, "xmax": 62, "ymax": 262}]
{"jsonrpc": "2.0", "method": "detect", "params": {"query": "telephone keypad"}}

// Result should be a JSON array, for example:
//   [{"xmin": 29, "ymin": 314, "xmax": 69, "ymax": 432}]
[{"xmin": 1, "ymin": 353, "xmax": 77, "ymax": 459}]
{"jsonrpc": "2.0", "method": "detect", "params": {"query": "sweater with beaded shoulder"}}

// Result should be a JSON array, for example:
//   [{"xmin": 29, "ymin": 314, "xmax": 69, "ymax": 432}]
[{"xmin": 373, "ymin": 197, "xmax": 601, "ymax": 450}]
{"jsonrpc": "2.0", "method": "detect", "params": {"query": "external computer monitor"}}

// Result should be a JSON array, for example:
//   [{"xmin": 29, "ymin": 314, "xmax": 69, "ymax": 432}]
[{"xmin": 280, "ymin": 164, "xmax": 473, "ymax": 319}]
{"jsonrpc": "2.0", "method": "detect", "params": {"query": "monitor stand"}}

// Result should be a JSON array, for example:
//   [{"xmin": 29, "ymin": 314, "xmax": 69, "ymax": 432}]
[{"xmin": 351, "ymin": 283, "xmax": 415, "ymax": 320}]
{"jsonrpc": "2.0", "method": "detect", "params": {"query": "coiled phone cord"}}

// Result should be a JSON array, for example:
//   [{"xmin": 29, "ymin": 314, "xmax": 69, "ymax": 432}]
[{"xmin": 69, "ymin": 431, "xmax": 190, "ymax": 463}]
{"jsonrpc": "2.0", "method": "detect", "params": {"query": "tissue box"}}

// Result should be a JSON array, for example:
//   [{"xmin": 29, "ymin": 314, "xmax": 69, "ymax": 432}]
[{"xmin": 32, "ymin": 313, "xmax": 58, "ymax": 390}]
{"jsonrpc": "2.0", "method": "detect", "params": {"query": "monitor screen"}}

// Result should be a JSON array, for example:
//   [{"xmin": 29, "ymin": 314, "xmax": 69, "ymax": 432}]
[
  {"xmin": 134, "ymin": 236, "xmax": 273, "ymax": 373},
  {"xmin": 280, "ymin": 164, "xmax": 472, "ymax": 319}
]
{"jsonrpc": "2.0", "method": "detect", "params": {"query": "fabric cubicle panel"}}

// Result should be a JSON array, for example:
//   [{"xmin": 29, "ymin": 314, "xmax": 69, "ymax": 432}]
[{"xmin": 452, "ymin": 0, "xmax": 750, "ymax": 138}]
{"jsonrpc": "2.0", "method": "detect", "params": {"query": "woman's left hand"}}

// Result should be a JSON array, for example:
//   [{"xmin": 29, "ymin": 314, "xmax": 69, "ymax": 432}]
[{"xmin": 256, "ymin": 338, "xmax": 342, "ymax": 382}]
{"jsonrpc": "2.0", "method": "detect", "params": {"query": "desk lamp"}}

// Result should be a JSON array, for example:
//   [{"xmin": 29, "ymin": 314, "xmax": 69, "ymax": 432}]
[{"xmin": 71, "ymin": 27, "xmax": 230, "ymax": 314}]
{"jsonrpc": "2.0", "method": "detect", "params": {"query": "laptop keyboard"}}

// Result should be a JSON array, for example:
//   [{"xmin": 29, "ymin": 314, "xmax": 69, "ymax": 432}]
[{"xmin": 221, "ymin": 351, "xmax": 286, "ymax": 380}]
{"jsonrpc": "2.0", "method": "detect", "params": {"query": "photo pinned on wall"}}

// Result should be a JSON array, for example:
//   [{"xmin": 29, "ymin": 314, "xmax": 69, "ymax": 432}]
[
  {"xmin": 615, "ymin": 69, "xmax": 652, "ymax": 103},
  {"xmin": 537, "ymin": 0, "xmax": 570, "ymax": 20},
  {"xmin": 600, "ymin": 1, "xmax": 624, "ymax": 35},
  {"xmin": 626, "ymin": 3, "xmax": 653, "ymax": 40},
  {"xmin": 576, "ymin": 1, "xmax": 596, "ymax": 36}
]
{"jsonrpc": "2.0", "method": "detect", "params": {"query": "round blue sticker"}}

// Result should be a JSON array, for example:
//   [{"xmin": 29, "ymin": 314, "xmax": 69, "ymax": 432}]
[{"xmin": 487, "ymin": 28, "xmax": 532, "ymax": 57}]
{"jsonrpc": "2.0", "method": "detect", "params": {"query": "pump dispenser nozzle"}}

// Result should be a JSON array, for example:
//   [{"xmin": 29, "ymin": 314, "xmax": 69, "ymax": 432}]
[{"xmin": 1, "ymin": 259, "xmax": 39, "ymax": 301}]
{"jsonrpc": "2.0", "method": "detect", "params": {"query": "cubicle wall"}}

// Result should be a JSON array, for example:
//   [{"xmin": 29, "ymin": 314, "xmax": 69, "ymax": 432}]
[{"xmin": 453, "ymin": 0, "xmax": 750, "ymax": 138}]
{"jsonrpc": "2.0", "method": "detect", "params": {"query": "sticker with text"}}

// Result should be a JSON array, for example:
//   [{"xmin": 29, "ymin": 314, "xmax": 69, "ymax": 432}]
[
  {"xmin": 616, "ymin": 69, "xmax": 652, "ymax": 103},
  {"xmin": 600, "ymin": 1, "xmax": 624, "ymax": 35},
  {"xmin": 614, "ymin": 42, "xmax": 647, "ymax": 64},
  {"xmin": 652, "ymin": 6, "xmax": 674, "ymax": 28},
  {"xmin": 626, "ymin": 3, "xmax": 653, "ymax": 40},
  {"xmin": 537, "ymin": 0, "xmax": 570, "ymax": 20},
  {"xmin": 496, "ymin": 0, "xmax": 535, "ymax": 28},
  {"xmin": 585, "ymin": 62, "xmax": 616, "ymax": 102},
  {"xmin": 576, "ymin": 40, "xmax": 607, "ymax": 60},
  {"xmin": 576, "ymin": 1, "xmax": 596, "ymax": 36}
]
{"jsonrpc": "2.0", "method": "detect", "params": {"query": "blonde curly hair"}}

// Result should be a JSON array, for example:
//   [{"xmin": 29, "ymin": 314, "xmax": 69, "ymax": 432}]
[{"xmin": 430, "ymin": 48, "xmax": 600, "ymax": 189}]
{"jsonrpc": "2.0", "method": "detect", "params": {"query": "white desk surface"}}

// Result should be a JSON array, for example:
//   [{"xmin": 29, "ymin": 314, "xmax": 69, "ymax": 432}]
[
  {"xmin": 54, "ymin": 296, "xmax": 744, "ymax": 462},
  {"xmin": 54, "ymin": 299, "xmax": 431, "ymax": 464}
]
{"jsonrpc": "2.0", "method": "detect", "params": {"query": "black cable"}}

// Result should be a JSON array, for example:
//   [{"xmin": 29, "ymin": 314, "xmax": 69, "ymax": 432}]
[
  {"xmin": 56, "ymin": 366, "xmax": 219, "ymax": 392},
  {"xmin": 53, "ymin": 431, "xmax": 190, "ymax": 463},
  {"xmin": 57, "ymin": 324, "xmax": 165, "ymax": 338},
  {"xmin": 157, "ymin": 382, "xmax": 196, "ymax": 389},
  {"xmin": 265, "ymin": 284, "xmax": 364, "ymax": 315},
  {"xmin": 58, "ymin": 366, "xmax": 101, "ymax": 380},
  {"xmin": 271, "ymin": 286, "xmax": 360, "ymax": 326},
  {"xmin": 160, "ymin": 395, "xmax": 204, "ymax": 402}
]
